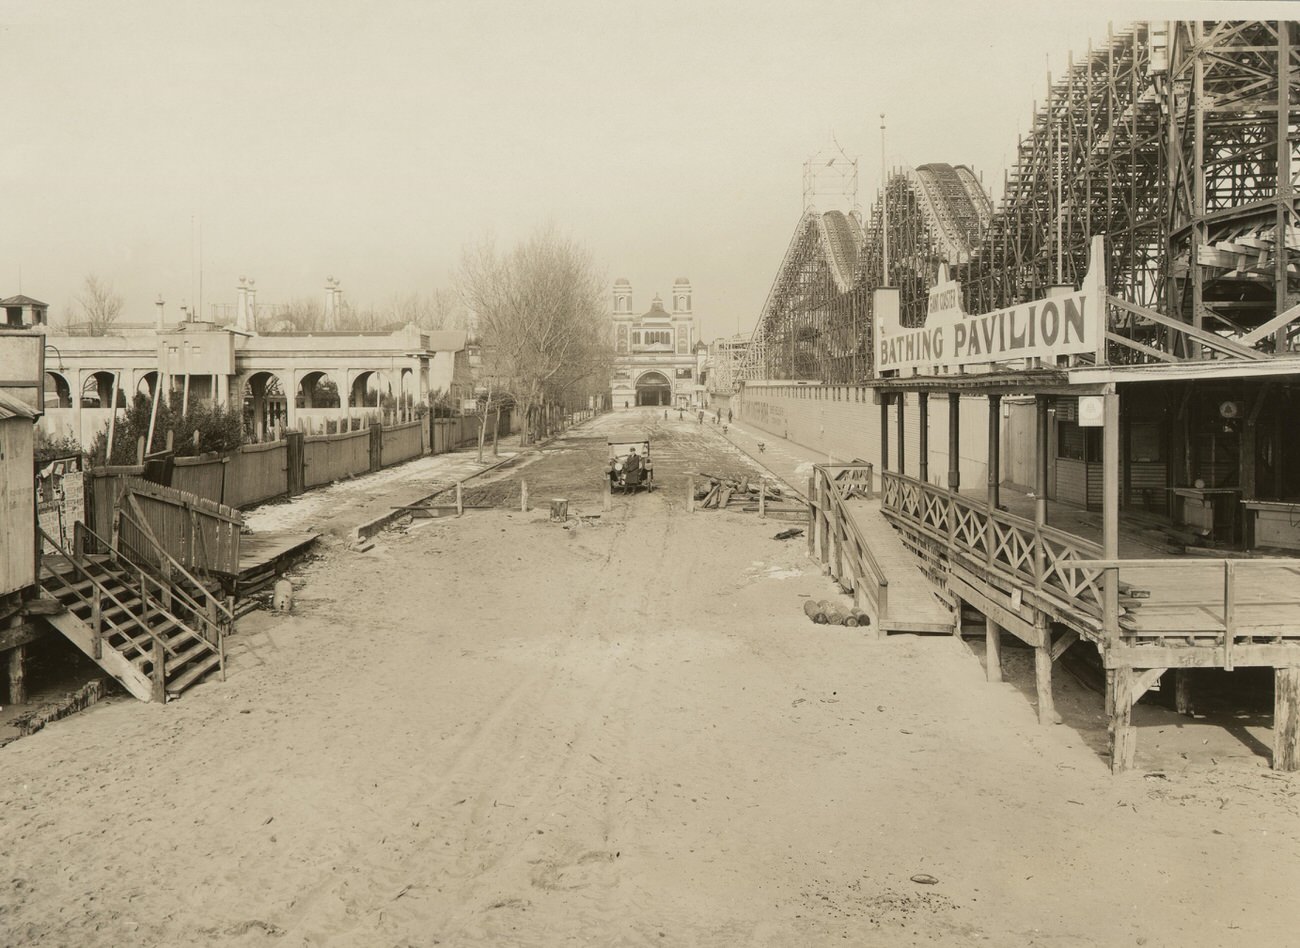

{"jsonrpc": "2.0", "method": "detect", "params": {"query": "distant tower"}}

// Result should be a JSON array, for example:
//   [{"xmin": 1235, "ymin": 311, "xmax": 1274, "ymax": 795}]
[
  {"xmin": 612, "ymin": 277, "xmax": 633, "ymax": 356},
  {"xmin": 612, "ymin": 277, "xmax": 632, "ymax": 315},
  {"xmin": 671, "ymin": 277, "xmax": 693, "ymax": 354}
]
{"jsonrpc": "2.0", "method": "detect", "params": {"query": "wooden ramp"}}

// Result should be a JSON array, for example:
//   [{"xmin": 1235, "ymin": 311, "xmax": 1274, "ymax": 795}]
[
  {"xmin": 233, "ymin": 532, "xmax": 318, "ymax": 597},
  {"xmin": 845, "ymin": 498, "xmax": 953, "ymax": 634}
]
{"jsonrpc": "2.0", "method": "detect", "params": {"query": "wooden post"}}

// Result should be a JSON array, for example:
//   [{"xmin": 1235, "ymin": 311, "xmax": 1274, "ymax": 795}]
[
  {"xmin": 985, "ymin": 616, "xmax": 1002, "ymax": 682},
  {"xmin": 1175, "ymin": 669, "xmax": 1194, "ymax": 715},
  {"xmin": 879, "ymin": 394, "xmax": 890, "ymax": 473},
  {"xmin": 456, "ymin": 481, "xmax": 465, "ymax": 516},
  {"xmin": 7, "ymin": 644, "xmax": 26, "ymax": 705},
  {"xmin": 917, "ymin": 391, "xmax": 929, "ymax": 484},
  {"xmin": 520, "ymin": 480, "xmax": 527, "ymax": 513},
  {"xmin": 806, "ymin": 475, "xmax": 816, "ymax": 556},
  {"xmin": 818, "ymin": 477, "xmax": 830, "ymax": 568},
  {"xmin": 951, "ymin": 592, "xmax": 963, "ymax": 636},
  {"xmin": 687, "ymin": 476, "xmax": 695, "ymax": 513},
  {"xmin": 106, "ymin": 370, "xmax": 121, "ymax": 463},
  {"xmin": 987, "ymin": 393, "xmax": 1001, "ymax": 511},
  {"xmin": 1034, "ymin": 644, "xmax": 1056, "ymax": 725},
  {"xmin": 1035, "ymin": 395, "xmax": 1050, "ymax": 526},
  {"xmin": 152, "ymin": 637, "xmax": 166, "ymax": 703},
  {"xmin": 896, "ymin": 392, "xmax": 906, "ymax": 476},
  {"xmin": 91, "ymin": 585, "xmax": 103, "ymax": 660},
  {"xmin": 1109, "ymin": 665, "xmax": 1137, "ymax": 773},
  {"xmin": 603, "ymin": 475, "xmax": 612, "ymax": 511},
  {"xmin": 759, "ymin": 479, "xmax": 766, "ymax": 519},
  {"xmin": 1102, "ymin": 388, "xmax": 1121, "ymax": 640},
  {"xmin": 1274, "ymin": 666, "xmax": 1300, "ymax": 771},
  {"xmin": 947, "ymin": 392, "xmax": 961, "ymax": 492}
]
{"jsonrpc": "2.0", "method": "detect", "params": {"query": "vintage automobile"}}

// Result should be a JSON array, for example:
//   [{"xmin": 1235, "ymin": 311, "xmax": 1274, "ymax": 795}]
[{"xmin": 606, "ymin": 431, "xmax": 654, "ymax": 494}]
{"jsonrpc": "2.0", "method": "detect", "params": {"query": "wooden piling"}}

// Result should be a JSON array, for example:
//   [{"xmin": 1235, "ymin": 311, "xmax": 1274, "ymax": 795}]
[
  {"xmin": 603, "ymin": 476, "xmax": 612, "ymax": 511},
  {"xmin": 7, "ymin": 644, "xmax": 26, "ymax": 705},
  {"xmin": 520, "ymin": 480, "xmax": 528, "ymax": 512},
  {"xmin": 759, "ymin": 479, "xmax": 766, "ymax": 519},
  {"xmin": 1034, "ymin": 644, "xmax": 1055, "ymax": 725},
  {"xmin": 1274, "ymin": 666, "xmax": 1300, "ymax": 771},
  {"xmin": 687, "ymin": 477, "xmax": 695, "ymax": 513},
  {"xmin": 1175, "ymin": 669, "xmax": 1194, "ymax": 715},
  {"xmin": 1109, "ymin": 666, "xmax": 1137, "ymax": 773},
  {"xmin": 456, "ymin": 481, "xmax": 464, "ymax": 516},
  {"xmin": 985, "ymin": 616, "xmax": 1002, "ymax": 683}
]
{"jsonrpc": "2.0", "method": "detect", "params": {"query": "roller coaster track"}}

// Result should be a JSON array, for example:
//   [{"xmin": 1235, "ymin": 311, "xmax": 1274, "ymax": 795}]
[{"xmin": 736, "ymin": 19, "xmax": 1300, "ymax": 385}]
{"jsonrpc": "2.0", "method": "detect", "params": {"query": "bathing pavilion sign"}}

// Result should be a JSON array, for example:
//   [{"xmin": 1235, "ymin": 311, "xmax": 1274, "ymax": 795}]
[{"xmin": 875, "ymin": 235, "xmax": 1107, "ymax": 375}]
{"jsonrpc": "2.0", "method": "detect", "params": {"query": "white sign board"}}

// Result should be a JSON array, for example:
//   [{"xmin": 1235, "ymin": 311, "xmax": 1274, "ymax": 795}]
[
  {"xmin": 1077, "ymin": 395, "xmax": 1104, "ymax": 427},
  {"xmin": 875, "ymin": 235, "xmax": 1107, "ymax": 376}
]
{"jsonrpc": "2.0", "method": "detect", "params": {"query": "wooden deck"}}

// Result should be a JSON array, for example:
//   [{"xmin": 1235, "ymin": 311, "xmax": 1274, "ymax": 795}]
[
  {"xmin": 844, "ymin": 498, "xmax": 953, "ymax": 634},
  {"xmin": 233, "ymin": 532, "xmax": 318, "ymax": 596}
]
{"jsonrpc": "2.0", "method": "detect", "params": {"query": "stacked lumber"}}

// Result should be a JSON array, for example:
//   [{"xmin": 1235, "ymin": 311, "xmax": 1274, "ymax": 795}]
[
  {"xmin": 693, "ymin": 472, "xmax": 788, "ymax": 511},
  {"xmin": 803, "ymin": 598, "xmax": 871, "ymax": 627}
]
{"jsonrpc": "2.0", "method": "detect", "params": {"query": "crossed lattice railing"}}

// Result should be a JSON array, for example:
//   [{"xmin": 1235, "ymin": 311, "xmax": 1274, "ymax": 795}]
[{"xmin": 880, "ymin": 470, "xmax": 1106, "ymax": 627}]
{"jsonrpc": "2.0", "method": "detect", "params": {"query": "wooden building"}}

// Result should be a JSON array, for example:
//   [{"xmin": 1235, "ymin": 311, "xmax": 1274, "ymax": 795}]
[{"xmin": 849, "ymin": 238, "xmax": 1300, "ymax": 772}]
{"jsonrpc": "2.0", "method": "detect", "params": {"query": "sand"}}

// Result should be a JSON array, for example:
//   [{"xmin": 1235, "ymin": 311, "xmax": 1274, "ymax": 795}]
[{"xmin": 4, "ymin": 439, "xmax": 1300, "ymax": 946}]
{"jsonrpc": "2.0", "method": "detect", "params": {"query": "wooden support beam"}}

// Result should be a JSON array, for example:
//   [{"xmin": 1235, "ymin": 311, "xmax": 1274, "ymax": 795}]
[
  {"xmin": 1034, "ymin": 616, "xmax": 1057, "ymax": 725},
  {"xmin": 947, "ymin": 392, "xmax": 961, "ymax": 491},
  {"xmin": 7, "ymin": 643, "xmax": 26, "ymax": 705},
  {"xmin": 1102, "ymin": 389, "xmax": 1120, "ymax": 640},
  {"xmin": 985, "ymin": 616, "xmax": 1003, "ymax": 683},
  {"xmin": 1129, "ymin": 668, "xmax": 1166, "ymax": 706},
  {"xmin": 987, "ymin": 394, "xmax": 1001, "ymax": 512},
  {"xmin": 1050, "ymin": 629, "xmax": 1079, "ymax": 663},
  {"xmin": 880, "ymin": 395, "xmax": 890, "ymax": 473},
  {"xmin": 918, "ymin": 391, "xmax": 929, "ymax": 484},
  {"xmin": 1109, "ymin": 666, "xmax": 1137, "ymax": 773},
  {"xmin": 1175, "ymin": 669, "xmax": 1194, "ymax": 715},
  {"xmin": 1273, "ymin": 666, "xmax": 1300, "ymax": 771}
]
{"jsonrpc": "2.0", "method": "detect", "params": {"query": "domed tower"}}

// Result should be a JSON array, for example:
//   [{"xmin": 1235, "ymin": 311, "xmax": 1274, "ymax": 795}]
[{"xmin": 671, "ymin": 277, "xmax": 693, "ymax": 355}]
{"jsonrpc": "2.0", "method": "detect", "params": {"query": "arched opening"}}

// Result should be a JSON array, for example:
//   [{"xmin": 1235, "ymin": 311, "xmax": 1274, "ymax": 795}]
[
  {"xmin": 80, "ymin": 371, "xmax": 126, "ymax": 409},
  {"xmin": 242, "ymin": 371, "xmax": 286, "ymax": 442},
  {"xmin": 635, "ymin": 371, "xmax": 673, "ymax": 407},
  {"xmin": 397, "ymin": 368, "xmax": 417, "ymax": 420},
  {"xmin": 136, "ymin": 371, "xmax": 159, "ymax": 405},
  {"xmin": 297, "ymin": 371, "xmax": 341, "ymax": 408},
  {"xmin": 350, "ymin": 370, "xmax": 390, "ymax": 410},
  {"xmin": 44, "ymin": 371, "xmax": 72, "ymax": 409}
]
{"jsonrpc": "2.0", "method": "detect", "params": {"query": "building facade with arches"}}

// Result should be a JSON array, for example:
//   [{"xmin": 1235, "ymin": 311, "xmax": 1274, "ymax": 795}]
[
  {"xmin": 610, "ymin": 277, "xmax": 703, "ymax": 409},
  {"xmin": 35, "ymin": 320, "xmax": 471, "ymax": 447}
]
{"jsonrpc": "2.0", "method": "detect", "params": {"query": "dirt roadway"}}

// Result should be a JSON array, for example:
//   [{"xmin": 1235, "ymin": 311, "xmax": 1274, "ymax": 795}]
[{"xmin": 4, "ymin": 417, "xmax": 1300, "ymax": 946}]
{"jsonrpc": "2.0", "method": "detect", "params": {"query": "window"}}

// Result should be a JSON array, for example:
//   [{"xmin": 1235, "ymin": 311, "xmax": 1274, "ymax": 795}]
[{"xmin": 1057, "ymin": 420, "xmax": 1102, "ymax": 462}]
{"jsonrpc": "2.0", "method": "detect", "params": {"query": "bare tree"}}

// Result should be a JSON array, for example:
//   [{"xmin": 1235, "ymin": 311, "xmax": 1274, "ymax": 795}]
[
  {"xmin": 459, "ymin": 225, "xmax": 612, "ymax": 444},
  {"xmin": 77, "ymin": 274, "xmax": 124, "ymax": 336}
]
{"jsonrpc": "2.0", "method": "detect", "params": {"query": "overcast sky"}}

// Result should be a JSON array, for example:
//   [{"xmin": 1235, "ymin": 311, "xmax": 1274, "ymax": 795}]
[{"xmin": 1, "ymin": 1, "xmax": 1291, "ymax": 340}]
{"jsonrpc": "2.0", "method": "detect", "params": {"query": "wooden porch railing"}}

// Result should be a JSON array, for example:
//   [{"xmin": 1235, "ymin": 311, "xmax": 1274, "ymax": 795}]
[
  {"xmin": 879, "ymin": 470, "xmax": 1107, "ymax": 628},
  {"xmin": 807, "ymin": 463, "xmax": 889, "ymax": 621}
]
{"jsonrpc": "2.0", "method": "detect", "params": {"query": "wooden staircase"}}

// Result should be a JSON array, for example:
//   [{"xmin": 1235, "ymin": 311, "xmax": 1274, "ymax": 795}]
[{"xmin": 38, "ymin": 524, "xmax": 230, "ymax": 703}]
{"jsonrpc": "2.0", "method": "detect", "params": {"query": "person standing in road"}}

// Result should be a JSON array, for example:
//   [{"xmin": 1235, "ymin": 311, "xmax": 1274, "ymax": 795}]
[{"xmin": 727, "ymin": 408, "xmax": 733, "ymax": 424}]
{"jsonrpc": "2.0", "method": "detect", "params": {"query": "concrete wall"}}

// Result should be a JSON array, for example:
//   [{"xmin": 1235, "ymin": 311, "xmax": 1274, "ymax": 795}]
[{"xmin": 734, "ymin": 381, "xmax": 993, "ymax": 492}]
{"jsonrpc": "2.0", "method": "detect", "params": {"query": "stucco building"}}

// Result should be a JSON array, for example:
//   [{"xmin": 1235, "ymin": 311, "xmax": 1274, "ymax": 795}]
[{"xmin": 610, "ymin": 277, "xmax": 705, "ymax": 408}]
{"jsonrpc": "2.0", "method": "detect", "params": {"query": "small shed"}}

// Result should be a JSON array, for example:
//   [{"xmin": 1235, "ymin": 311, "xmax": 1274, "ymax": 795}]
[{"xmin": 0, "ymin": 389, "xmax": 37, "ymax": 604}]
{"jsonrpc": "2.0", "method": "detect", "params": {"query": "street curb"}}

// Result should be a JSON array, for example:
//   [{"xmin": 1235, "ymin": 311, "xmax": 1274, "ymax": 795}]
[{"xmin": 348, "ymin": 410, "xmax": 609, "ymax": 545}]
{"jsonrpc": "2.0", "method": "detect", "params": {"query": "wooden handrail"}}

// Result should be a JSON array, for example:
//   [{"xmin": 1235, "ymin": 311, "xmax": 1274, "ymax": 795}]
[
  {"xmin": 39, "ymin": 526, "xmax": 180, "ymax": 657},
  {"xmin": 116, "ymin": 507, "xmax": 234, "ymax": 624},
  {"xmin": 83, "ymin": 520, "xmax": 227, "ymax": 653}
]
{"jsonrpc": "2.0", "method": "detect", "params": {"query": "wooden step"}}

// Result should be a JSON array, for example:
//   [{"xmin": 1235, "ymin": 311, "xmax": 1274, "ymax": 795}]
[{"xmin": 165, "ymin": 652, "xmax": 221, "ymax": 696}]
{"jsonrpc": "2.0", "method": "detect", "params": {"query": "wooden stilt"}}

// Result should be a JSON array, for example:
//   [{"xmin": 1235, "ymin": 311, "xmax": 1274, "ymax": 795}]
[
  {"xmin": 1109, "ymin": 665, "xmax": 1137, "ymax": 773},
  {"xmin": 985, "ymin": 616, "xmax": 1002, "ymax": 683},
  {"xmin": 1034, "ymin": 643, "xmax": 1056, "ymax": 725},
  {"xmin": 1273, "ymin": 666, "xmax": 1300, "ymax": 771},
  {"xmin": 7, "ymin": 644, "xmax": 27, "ymax": 705},
  {"xmin": 806, "ymin": 475, "xmax": 815, "ymax": 556},
  {"xmin": 1175, "ymin": 669, "xmax": 1194, "ymax": 715},
  {"xmin": 456, "ymin": 481, "xmax": 464, "ymax": 517},
  {"xmin": 152, "ymin": 638, "xmax": 166, "ymax": 704},
  {"xmin": 520, "ymin": 480, "xmax": 528, "ymax": 513}
]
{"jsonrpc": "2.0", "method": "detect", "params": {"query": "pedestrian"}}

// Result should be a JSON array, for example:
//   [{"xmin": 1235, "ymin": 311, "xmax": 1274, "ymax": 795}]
[
  {"xmin": 727, "ymin": 408, "xmax": 733, "ymax": 424},
  {"xmin": 698, "ymin": 410, "xmax": 703, "ymax": 424},
  {"xmin": 664, "ymin": 409, "xmax": 668, "ymax": 420}
]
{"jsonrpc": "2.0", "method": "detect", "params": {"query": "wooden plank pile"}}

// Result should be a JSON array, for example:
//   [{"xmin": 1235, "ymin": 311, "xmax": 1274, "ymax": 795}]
[{"xmin": 693, "ymin": 473, "xmax": 798, "ymax": 514}]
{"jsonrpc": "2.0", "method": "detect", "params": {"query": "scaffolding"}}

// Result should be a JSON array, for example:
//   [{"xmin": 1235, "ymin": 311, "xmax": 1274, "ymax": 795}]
[{"xmin": 742, "ymin": 20, "xmax": 1300, "ymax": 383}]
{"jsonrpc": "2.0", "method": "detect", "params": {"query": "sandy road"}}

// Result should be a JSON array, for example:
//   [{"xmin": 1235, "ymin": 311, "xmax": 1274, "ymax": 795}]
[{"xmin": 3, "ymin": 415, "xmax": 1300, "ymax": 946}]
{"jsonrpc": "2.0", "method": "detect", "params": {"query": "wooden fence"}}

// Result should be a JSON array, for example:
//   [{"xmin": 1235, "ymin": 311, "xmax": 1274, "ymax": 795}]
[
  {"xmin": 111, "ymin": 477, "xmax": 242, "ymax": 578},
  {"xmin": 84, "ymin": 409, "xmax": 524, "ymax": 518}
]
